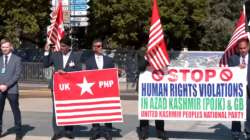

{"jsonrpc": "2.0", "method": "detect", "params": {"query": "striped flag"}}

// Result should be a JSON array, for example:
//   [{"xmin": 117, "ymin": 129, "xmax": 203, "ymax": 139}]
[
  {"xmin": 146, "ymin": 0, "xmax": 170, "ymax": 70},
  {"xmin": 47, "ymin": 0, "xmax": 64, "ymax": 51},
  {"xmin": 53, "ymin": 68, "xmax": 123, "ymax": 126},
  {"xmin": 219, "ymin": 10, "xmax": 249, "ymax": 67}
]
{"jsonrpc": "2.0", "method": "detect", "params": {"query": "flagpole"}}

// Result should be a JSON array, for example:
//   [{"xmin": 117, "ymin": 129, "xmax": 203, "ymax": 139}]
[
  {"xmin": 243, "ymin": 0, "xmax": 250, "ymax": 40},
  {"xmin": 68, "ymin": 0, "xmax": 72, "ymax": 49}
]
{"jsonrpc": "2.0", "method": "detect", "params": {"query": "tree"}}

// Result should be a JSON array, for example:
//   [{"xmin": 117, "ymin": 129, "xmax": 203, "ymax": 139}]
[
  {"xmin": 0, "ymin": 0, "xmax": 50, "ymax": 47},
  {"xmin": 86, "ymin": 0, "xmax": 207, "ymax": 50},
  {"xmin": 199, "ymin": 0, "xmax": 242, "ymax": 51},
  {"xmin": 86, "ymin": 0, "xmax": 150, "ymax": 49},
  {"xmin": 158, "ymin": 0, "xmax": 206, "ymax": 50},
  {"xmin": 0, "ymin": 0, "xmax": 241, "ymax": 51}
]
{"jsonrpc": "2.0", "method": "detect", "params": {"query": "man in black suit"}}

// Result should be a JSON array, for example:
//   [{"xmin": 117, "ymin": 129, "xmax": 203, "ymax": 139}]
[
  {"xmin": 43, "ymin": 36, "xmax": 82, "ymax": 140},
  {"xmin": 0, "ymin": 38, "xmax": 22, "ymax": 140},
  {"xmin": 229, "ymin": 38, "xmax": 250, "ymax": 140},
  {"xmin": 136, "ymin": 52, "xmax": 168, "ymax": 140},
  {"xmin": 85, "ymin": 39, "xmax": 114, "ymax": 140}
]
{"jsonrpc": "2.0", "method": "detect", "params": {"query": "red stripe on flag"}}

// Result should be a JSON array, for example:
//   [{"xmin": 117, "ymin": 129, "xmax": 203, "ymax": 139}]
[
  {"xmin": 57, "ymin": 112, "xmax": 122, "ymax": 119},
  {"xmin": 47, "ymin": 0, "xmax": 64, "ymax": 51},
  {"xmin": 56, "ymin": 106, "xmax": 121, "ymax": 113},
  {"xmin": 56, "ymin": 100, "xmax": 121, "ymax": 107},
  {"xmin": 145, "ymin": 0, "xmax": 170, "ymax": 70},
  {"xmin": 58, "ymin": 118, "xmax": 123, "ymax": 125}
]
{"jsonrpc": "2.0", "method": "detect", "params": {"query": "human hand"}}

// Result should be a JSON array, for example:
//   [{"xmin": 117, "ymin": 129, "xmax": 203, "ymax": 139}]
[
  {"xmin": 118, "ymin": 68, "xmax": 123, "ymax": 77},
  {"xmin": 44, "ymin": 42, "xmax": 50, "ymax": 52},
  {"xmin": 57, "ymin": 69, "xmax": 66, "ymax": 74},
  {"xmin": 0, "ymin": 85, "xmax": 7, "ymax": 92},
  {"xmin": 239, "ymin": 64, "xmax": 246, "ymax": 69}
]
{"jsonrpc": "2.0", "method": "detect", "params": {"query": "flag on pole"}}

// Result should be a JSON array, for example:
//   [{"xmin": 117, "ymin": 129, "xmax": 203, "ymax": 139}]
[
  {"xmin": 219, "ymin": 10, "xmax": 249, "ymax": 67},
  {"xmin": 145, "ymin": 0, "xmax": 170, "ymax": 70},
  {"xmin": 47, "ymin": 0, "xmax": 64, "ymax": 51},
  {"xmin": 53, "ymin": 68, "xmax": 123, "ymax": 126}
]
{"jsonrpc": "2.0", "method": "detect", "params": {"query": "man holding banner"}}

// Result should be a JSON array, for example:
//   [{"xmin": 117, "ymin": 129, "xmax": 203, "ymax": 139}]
[
  {"xmin": 137, "ymin": 54, "xmax": 168, "ymax": 140},
  {"xmin": 229, "ymin": 38, "xmax": 250, "ymax": 140},
  {"xmin": 85, "ymin": 39, "xmax": 115, "ymax": 140},
  {"xmin": 137, "ymin": 0, "xmax": 170, "ymax": 139},
  {"xmin": 43, "ymin": 36, "xmax": 82, "ymax": 140}
]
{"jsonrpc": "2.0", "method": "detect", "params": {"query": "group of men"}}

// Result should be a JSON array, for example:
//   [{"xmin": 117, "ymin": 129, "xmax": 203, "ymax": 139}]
[
  {"xmin": 0, "ymin": 35, "xmax": 250, "ymax": 140},
  {"xmin": 43, "ymin": 36, "xmax": 169, "ymax": 140},
  {"xmin": 43, "ymin": 36, "xmax": 116, "ymax": 140}
]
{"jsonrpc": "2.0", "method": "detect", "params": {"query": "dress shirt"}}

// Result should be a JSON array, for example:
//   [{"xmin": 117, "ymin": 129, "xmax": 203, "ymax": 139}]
[
  {"xmin": 3, "ymin": 53, "xmax": 12, "ymax": 66},
  {"xmin": 240, "ymin": 54, "xmax": 248, "ymax": 65},
  {"xmin": 95, "ymin": 54, "xmax": 103, "ymax": 69},
  {"xmin": 63, "ymin": 51, "xmax": 71, "ymax": 68}
]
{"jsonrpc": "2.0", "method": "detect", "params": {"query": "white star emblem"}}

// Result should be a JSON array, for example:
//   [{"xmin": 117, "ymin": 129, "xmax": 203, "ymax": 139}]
[{"xmin": 77, "ymin": 77, "xmax": 95, "ymax": 95}]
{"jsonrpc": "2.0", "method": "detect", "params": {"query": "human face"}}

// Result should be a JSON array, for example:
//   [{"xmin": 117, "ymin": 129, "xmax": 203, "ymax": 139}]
[
  {"xmin": 92, "ymin": 42, "xmax": 103, "ymax": 55},
  {"xmin": 60, "ymin": 43, "xmax": 70, "ymax": 55},
  {"xmin": 238, "ymin": 40, "xmax": 249, "ymax": 57},
  {"xmin": 1, "ymin": 42, "xmax": 13, "ymax": 55}
]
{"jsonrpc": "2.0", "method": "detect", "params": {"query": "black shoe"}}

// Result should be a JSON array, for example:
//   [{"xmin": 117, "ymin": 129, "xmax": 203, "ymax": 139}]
[
  {"xmin": 233, "ymin": 136, "xmax": 240, "ymax": 140},
  {"xmin": 139, "ymin": 134, "xmax": 146, "ymax": 140},
  {"xmin": 15, "ymin": 130, "xmax": 23, "ymax": 140},
  {"xmin": 15, "ymin": 134, "xmax": 22, "ymax": 140},
  {"xmin": 90, "ymin": 131, "xmax": 101, "ymax": 140},
  {"xmin": 65, "ymin": 130, "xmax": 74, "ymax": 139},
  {"xmin": 247, "ymin": 135, "xmax": 250, "ymax": 140},
  {"xmin": 104, "ymin": 131, "xmax": 112, "ymax": 140},
  {"xmin": 157, "ymin": 130, "xmax": 168, "ymax": 140},
  {"xmin": 246, "ymin": 131, "xmax": 250, "ymax": 140},
  {"xmin": 138, "ymin": 127, "xmax": 148, "ymax": 140},
  {"xmin": 232, "ymin": 131, "xmax": 240, "ymax": 140},
  {"xmin": 51, "ymin": 133, "xmax": 62, "ymax": 140}
]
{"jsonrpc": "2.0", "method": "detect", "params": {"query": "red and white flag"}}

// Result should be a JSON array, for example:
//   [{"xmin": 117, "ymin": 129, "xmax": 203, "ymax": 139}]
[
  {"xmin": 219, "ymin": 10, "xmax": 249, "ymax": 67},
  {"xmin": 47, "ymin": 0, "xmax": 64, "ymax": 51},
  {"xmin": 53, "ymin": 68, "xmax": 123, "ymax": 126},
  {"xmin": 146, "ymin": 0, "xmax": 170, "ymax": 70}
]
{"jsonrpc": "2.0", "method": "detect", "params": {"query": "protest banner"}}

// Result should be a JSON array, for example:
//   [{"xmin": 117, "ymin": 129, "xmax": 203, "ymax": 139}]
[
  {"xmin": 53, "ymin": 68, "xmax": 123, "ymax": 126},
  {"xmin": 138, "ymin": 67, "xmax": 247, "ymax": 121}
]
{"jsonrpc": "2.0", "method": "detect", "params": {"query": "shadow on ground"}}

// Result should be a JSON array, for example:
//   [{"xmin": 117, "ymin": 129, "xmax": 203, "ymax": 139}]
[{"xmin": 1, "ymin": 124, "xmax": 34, "ymax": 139}]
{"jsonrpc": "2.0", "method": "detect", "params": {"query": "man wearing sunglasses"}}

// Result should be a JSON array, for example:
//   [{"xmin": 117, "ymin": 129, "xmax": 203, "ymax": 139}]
[{"xmin": 85, "ymin": 39, "xmax": 115, "ymax": 140}]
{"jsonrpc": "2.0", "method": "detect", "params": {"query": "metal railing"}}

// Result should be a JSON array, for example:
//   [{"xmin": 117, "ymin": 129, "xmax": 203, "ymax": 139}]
[
  {"xmin": 19, "ymin": 51, "xmax": 224, "ymax": 83},
  {"xmin": 20, "ymin": 62, "xmax": 52, "ymax": 82}
]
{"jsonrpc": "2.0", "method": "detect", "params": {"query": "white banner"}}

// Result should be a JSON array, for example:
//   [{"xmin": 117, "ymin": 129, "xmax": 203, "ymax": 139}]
[{"xmin": 138, "ymin": 67, "xmax": 247, "ymax": 121}]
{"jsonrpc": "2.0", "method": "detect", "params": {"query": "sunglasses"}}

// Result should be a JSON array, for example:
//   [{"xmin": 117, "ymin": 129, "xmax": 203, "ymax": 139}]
[{"xmin": 94, "ymin": 45, "xmax": 102, "ymax": 48}]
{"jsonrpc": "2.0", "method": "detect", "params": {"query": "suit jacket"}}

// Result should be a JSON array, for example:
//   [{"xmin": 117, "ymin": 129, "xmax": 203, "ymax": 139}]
[
  {"xmin": 228, "ymin": 53, "xmax": 250, "ymax": 92},
  {"xmin": 0, "ymin": 54, "xmax": 22, "ymax": 94},
  {"xmin": 85, "ymin": 54, "xmax": 114, "ymax": 70},
  {"xmin": 43, "ymin": 51, "xmax": 82, "ymax": 89},
  {"xmin": 228, "ymin": 54, "xmax": 241, "ymax": 67}
]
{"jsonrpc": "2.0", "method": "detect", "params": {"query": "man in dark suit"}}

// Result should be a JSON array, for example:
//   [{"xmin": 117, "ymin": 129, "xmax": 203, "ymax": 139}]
[
  {"xmin": 43, "ymin": 36, "xmax": 82, "ymax": 140},
  {"xmin": 85, "ymin": 39, "xmax": 114, "ymax": 140},
  {"xmin": 136, "ymin": 52, "xmax": 168, "ymax": 140},
  {"xmin": 0, "ymin": 38, "xmax": 22, "ymax": 140},
  {"xmin": 229, "ymin": 38, "xmax": 250, "ymax": 140}
]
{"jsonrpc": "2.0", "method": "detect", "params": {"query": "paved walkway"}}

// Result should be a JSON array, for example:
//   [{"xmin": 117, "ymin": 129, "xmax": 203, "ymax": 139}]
[{"xmin": 0, "ymin": 98, "xmax": 239, "ymax": 140}]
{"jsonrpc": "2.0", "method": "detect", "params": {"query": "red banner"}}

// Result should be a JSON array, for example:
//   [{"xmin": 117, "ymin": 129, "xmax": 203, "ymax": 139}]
[{"xmin": 53, "ymin": 68, "xmax": 123, "ymax": 126}]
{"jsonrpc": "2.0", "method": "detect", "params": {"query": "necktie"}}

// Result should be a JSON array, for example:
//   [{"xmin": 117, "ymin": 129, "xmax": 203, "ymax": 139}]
[
  {"xmin": 242, "ymin": 56, "xmax": 246, "ymax": 65},
  {"xmin": 4, "ymin": 55, "xmax": 8, "ymax": 67}
]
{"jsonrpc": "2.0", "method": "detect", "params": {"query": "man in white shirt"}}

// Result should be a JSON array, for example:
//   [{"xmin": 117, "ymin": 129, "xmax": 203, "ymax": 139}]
[
  {"xmin": 0, "ymin": 38, "xmax": 22, "ymax": 140},
  {"xmin": 229, "ymin": 38, "xmax": 250, "ymax": 140},
  {"xmin": 85, "ymin": 39, "xmax": 115, "ymax": 140},
  {"xmin": 43, "ymin": 36, "xmax": 82, "ymax": 140}
]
